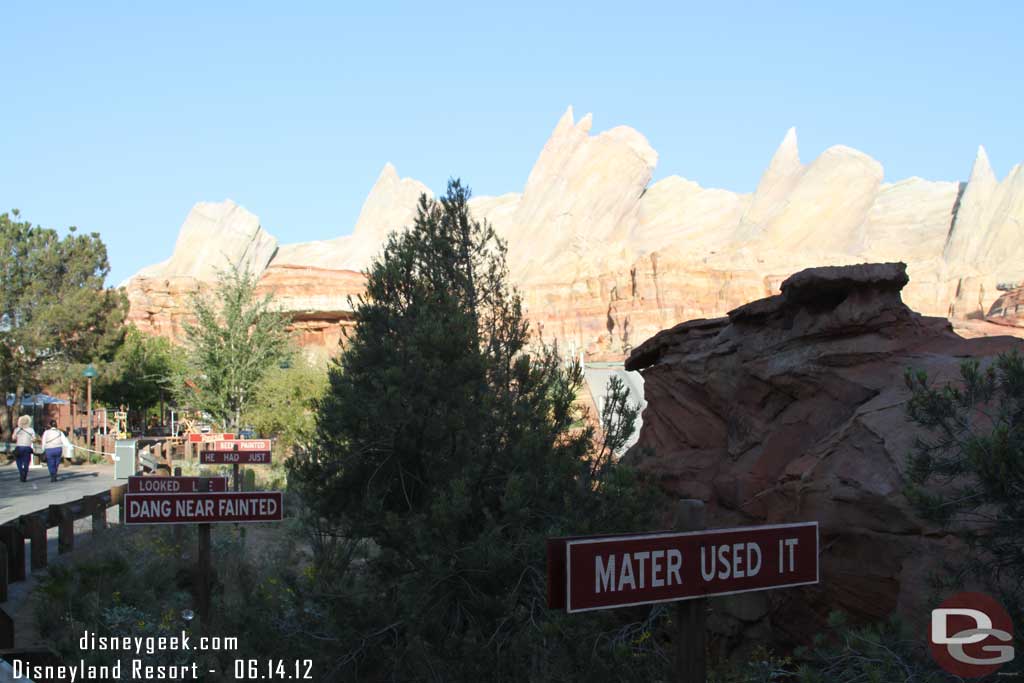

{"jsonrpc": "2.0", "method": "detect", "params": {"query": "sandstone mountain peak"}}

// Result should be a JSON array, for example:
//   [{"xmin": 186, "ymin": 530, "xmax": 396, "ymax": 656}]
[
  {"xmin": 553, "ymin": 106, "xmax": 576, "ymax": 136},
  {"xmin": 971, "ymin": 144, "xmax": 995, "ymax": 184},
  {"xmin": 149, "ymin": 199, "xmax": 278, "ymax": 282},
  {"xmin": 736, "ymin": 127, "xmax": 804, "ymax": 237},
  {"xmin": 352, "ymin": 163, "xmax": 432, "ymax": 241},
  {"xmin": 126, "ymin": 109, "xmax": 1024, "ymax": 355},
  {"xmin": 377, "ymin": 162, "xmax": 400, "ymax": 183},
  {"xmin": 945, "ymin": 147, "xmax": 1023, "ymax": 275},
  {"xmin": 775, "ymin": 127, "xmax": 800, "ymax": 165},
  {"xmin": 576, "ymin": 112, "xmax": 593, "ymax": 134}
]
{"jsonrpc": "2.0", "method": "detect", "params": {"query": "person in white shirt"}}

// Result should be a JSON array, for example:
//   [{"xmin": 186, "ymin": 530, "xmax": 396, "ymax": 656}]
[
  {"xmin": 41, "ymin": 420, "xmax": 66, "ymax": 483},
  {"xmin": 12, "ymin": 414, "xmax": 37, "ymax": 482}
]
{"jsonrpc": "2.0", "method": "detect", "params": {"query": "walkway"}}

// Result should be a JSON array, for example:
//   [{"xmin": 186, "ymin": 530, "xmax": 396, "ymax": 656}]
[
  {"xmin": 2, "ymin": 459, "xmax": 123, "ymax": 662},
  {"xmin": 0, "ymin": 461, "xmax": 119, "ymax": 525}
]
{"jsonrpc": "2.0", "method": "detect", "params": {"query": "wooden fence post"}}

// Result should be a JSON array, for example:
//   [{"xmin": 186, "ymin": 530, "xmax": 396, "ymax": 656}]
[
  {"xmin": 51, "ymin": 505, "xmax": 74, "ymax": 554},
  {"xmin": 111, "ymin": 484, "xmax": 126, "ymax": 525},
  {"xmin": 0, "ymin": 525, "xmax": 25, "ymax": 583},
  {"xmin": 674, "ymin": 499, "xmax": 707, "ymax": 683},
  {"xmin": 23, "ymin": 514, "xmax": 47, "ymax": 571},
  {"xmin": 0, "ymin": 542, "xmax": 7, "ymax": 603},
  {"xmin": 0, "ymin": 606, "xmax": 12, "ymax": 649},
  {"xmin": 90, "ymin": 494, "xmax": 107, "ymax": 534}
]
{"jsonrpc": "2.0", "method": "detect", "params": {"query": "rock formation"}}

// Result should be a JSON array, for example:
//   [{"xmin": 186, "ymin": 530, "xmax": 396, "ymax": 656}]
[
  {"xmin": 623, "ymin": 262, "xmax": 1024, "ymax": 647},
  {"xmin": 135, "ymin": 200, "xmax": 278, "ymax": 281},
  {"xmin": 274, "ymin": 163, "xmax": 433, "ymax": 271},
  {"xmin": 123, "ymin": 107, "xmax": 1024, "ymax": 356}
]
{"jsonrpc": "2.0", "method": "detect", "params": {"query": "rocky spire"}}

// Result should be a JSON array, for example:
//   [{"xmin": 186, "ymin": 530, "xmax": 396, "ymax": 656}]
[
  {"xmin": 351, "ymin": 163, "xmax": 432, "ymax": 243},
  {"xmin": 735, "ymin": 127, "xmax": 804, "ymax": 239},
  {"xmin": 944, "ymin": 145, "xmax": 998, "ymax": 265},
  {"xmin": 158, "ymin": 200, "xmax": 278, "ymax": 281},
  {"xmin": 551, "ymin": 106, "xmax": 576, "ymax": 137},
  {"xmin": 975, "ymin": 162, "xmax": 1024, "ymax": 271}
]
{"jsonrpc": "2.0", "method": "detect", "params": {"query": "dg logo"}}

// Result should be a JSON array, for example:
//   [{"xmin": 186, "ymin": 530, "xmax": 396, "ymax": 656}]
[{"xmin": 930, "ymin": 592, "xmax": 1015, "ymax": 677}]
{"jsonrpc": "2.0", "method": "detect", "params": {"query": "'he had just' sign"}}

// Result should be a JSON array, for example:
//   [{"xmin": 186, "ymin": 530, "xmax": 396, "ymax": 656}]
[
  {"xmin": 548, "ymin": 521, "xmax": 818, "ymax": 612},
  {"xmin": 199, "ymin": 439, "xmax": 272, "ymax": 464}
]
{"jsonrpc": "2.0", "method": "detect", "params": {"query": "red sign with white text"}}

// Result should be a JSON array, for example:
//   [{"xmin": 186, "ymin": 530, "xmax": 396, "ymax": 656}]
[
  {"xmin": 187, "ymin": 433, "xmax": 235, "ymax": 443},
  {"xmin": 127, "ymin": 476, "xmax": 228, "ymax": 494},
  {"xmin": 198, "ymin": 439, "xmax": 272, "ymax": 464},
  {"xmin": 124, "ymin": 492, "xmax": 283, "ymax": 525},
  {"xmin": 548, "ymin": 522, "xmax": 818, "ymax": 613}
]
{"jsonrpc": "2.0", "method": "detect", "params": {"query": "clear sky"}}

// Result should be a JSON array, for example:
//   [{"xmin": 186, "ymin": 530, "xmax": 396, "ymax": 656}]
[{"xmin": 2, "ymin": 1, "xmax": 1021, "ymax": 286}]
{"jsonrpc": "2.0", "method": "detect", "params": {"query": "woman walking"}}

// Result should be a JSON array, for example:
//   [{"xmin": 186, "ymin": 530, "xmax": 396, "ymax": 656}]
[
  {"xmin": 12, "ymin": 414, "xmax": 37, "ymax": 482},
  {"xmin": 41, "ymin": 420, "xmax": 65, "ymax": 482}
]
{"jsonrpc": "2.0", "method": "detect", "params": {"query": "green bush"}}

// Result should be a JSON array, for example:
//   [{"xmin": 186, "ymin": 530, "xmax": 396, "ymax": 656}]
[
  {"xmin": 31, "ymin": 524, "xmax": 320, "ymax": 681},
  {"xmin": 708, "ymin": 611, "xmax": 983, "ymax": 683}
]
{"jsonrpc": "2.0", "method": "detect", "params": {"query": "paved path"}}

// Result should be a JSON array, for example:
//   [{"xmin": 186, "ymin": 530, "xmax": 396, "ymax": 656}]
[
  {"xmin": 1, "ymin": 458, "xmax": 123, "ymax": 654},
  {"xmin": 0, "ymin": 460, "xmax": 120, "ymax": 525}
]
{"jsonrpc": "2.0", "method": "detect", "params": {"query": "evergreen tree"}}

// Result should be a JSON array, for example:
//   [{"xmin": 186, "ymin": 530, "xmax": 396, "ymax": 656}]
[
  {"xmin": 289, "ymin": 180, "xmax": 661, "ymax": 680},
  {"xmin": 905, "ymin": 351, "xmax": 1024, "ymax": 627},
  {"xmin": 0, "ymin": 209, "xmax": 126, "ymax": 430}
]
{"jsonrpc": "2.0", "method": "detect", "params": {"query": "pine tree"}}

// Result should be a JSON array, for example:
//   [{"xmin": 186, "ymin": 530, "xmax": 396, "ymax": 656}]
[
  {"xmin": 289, "ymin": 180, "xmax": 661, "ymax": 680},
  {"xmin": 905, "ymin": 351, "xmax": 1024, "ymax": 627},
  {"xmin": 0, "ymin": 210, "xmax": 126, "ymax": 431}
]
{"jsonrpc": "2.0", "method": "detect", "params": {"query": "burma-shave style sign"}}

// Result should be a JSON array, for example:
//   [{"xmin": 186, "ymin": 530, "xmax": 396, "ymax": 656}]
[
  {"xmin": 124, "ymin": 491, "xmax": 283, "ymax": 525},
  {"xmin": 199, "ymin": 439, "xmax": 272, "ymax": 464},
  {"xmin": 127, "ymin": 476, "xmax": 228, "ymax": 494},
  {"xmin": 548, "ymin": 522, "xmax": 818, "ymax": 613},
  {"xmin": 188, "ymin": 433, "xmax": 235, "ymax": 443}
]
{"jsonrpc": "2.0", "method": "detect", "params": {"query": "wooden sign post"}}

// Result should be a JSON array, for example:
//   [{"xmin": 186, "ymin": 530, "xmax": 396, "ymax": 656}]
[
  {"xmin": 199, "ymin": 439, "xmax": 273, "ymax": 491},
  {"xmin": 125, "ymin": 462, "xmax": 283, "ymax": 633},
  {"xmin": 675, "ymin": 500, "xmax": 706, "ymax": 683},
  {"xmin": 547, "ymin": 503, "xmax": 819, "ymax": 683}
]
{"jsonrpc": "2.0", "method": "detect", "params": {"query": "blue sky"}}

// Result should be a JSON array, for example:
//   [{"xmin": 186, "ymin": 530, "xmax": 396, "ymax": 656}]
[{"xmin": 2, "ymin": 1, "xmax": 1021, "ymax": 285}]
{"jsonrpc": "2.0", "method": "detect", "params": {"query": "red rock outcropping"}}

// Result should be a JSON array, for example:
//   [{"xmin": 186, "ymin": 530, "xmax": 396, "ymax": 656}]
[
  {"xmin": 625, "ymin": 262, "xmax": 1024, "ymax": 647},
  {"xmin": 125, "ymin": 265, "xmax": 365, "ymax": 356}
]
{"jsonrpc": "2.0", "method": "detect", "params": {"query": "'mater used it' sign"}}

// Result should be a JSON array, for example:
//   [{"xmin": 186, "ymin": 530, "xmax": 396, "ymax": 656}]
[
  {"xmin": 124, "ymin": 491, "xmax": 283, "ymax": 525},
  {"xmin": 199, "ymin": 439, "xmax": 272, "ymax": 464},
  {"xmin": 548, "ymin": 522, "xmax": 818, "ymax": 613}
]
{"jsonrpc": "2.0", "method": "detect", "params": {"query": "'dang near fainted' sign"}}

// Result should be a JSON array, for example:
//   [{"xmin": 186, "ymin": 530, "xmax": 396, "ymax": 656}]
[{"xmin": 124, "ymin": 491, "xmax": 283, "ymax": 525}]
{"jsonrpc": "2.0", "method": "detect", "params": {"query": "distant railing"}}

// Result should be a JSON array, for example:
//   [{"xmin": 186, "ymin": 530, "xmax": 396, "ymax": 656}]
[
  {"xmin": 69, "ymin": 433, "xmax": 117, "ymax": 460},
  {"xmin": 1, "ymin": 434, "xmax": 116, "ymax": 462}
]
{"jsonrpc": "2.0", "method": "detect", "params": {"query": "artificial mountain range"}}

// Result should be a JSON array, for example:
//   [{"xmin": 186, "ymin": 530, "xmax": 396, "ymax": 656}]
[{"xmin": 125, "ymin": 107, "xmax": 1024, "ymax": 356}]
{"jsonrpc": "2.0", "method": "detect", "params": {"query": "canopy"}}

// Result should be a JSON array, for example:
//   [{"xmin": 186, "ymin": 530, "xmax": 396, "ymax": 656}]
[{"xmin": 5, "ymin": 393, "xmax": 69, "ymax": 407}]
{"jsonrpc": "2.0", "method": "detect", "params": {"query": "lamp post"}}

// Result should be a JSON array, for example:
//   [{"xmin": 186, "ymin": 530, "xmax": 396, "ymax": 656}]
[{"xmin": 83, "ymin": 364, "xmax": 98, "ymax": 450}]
